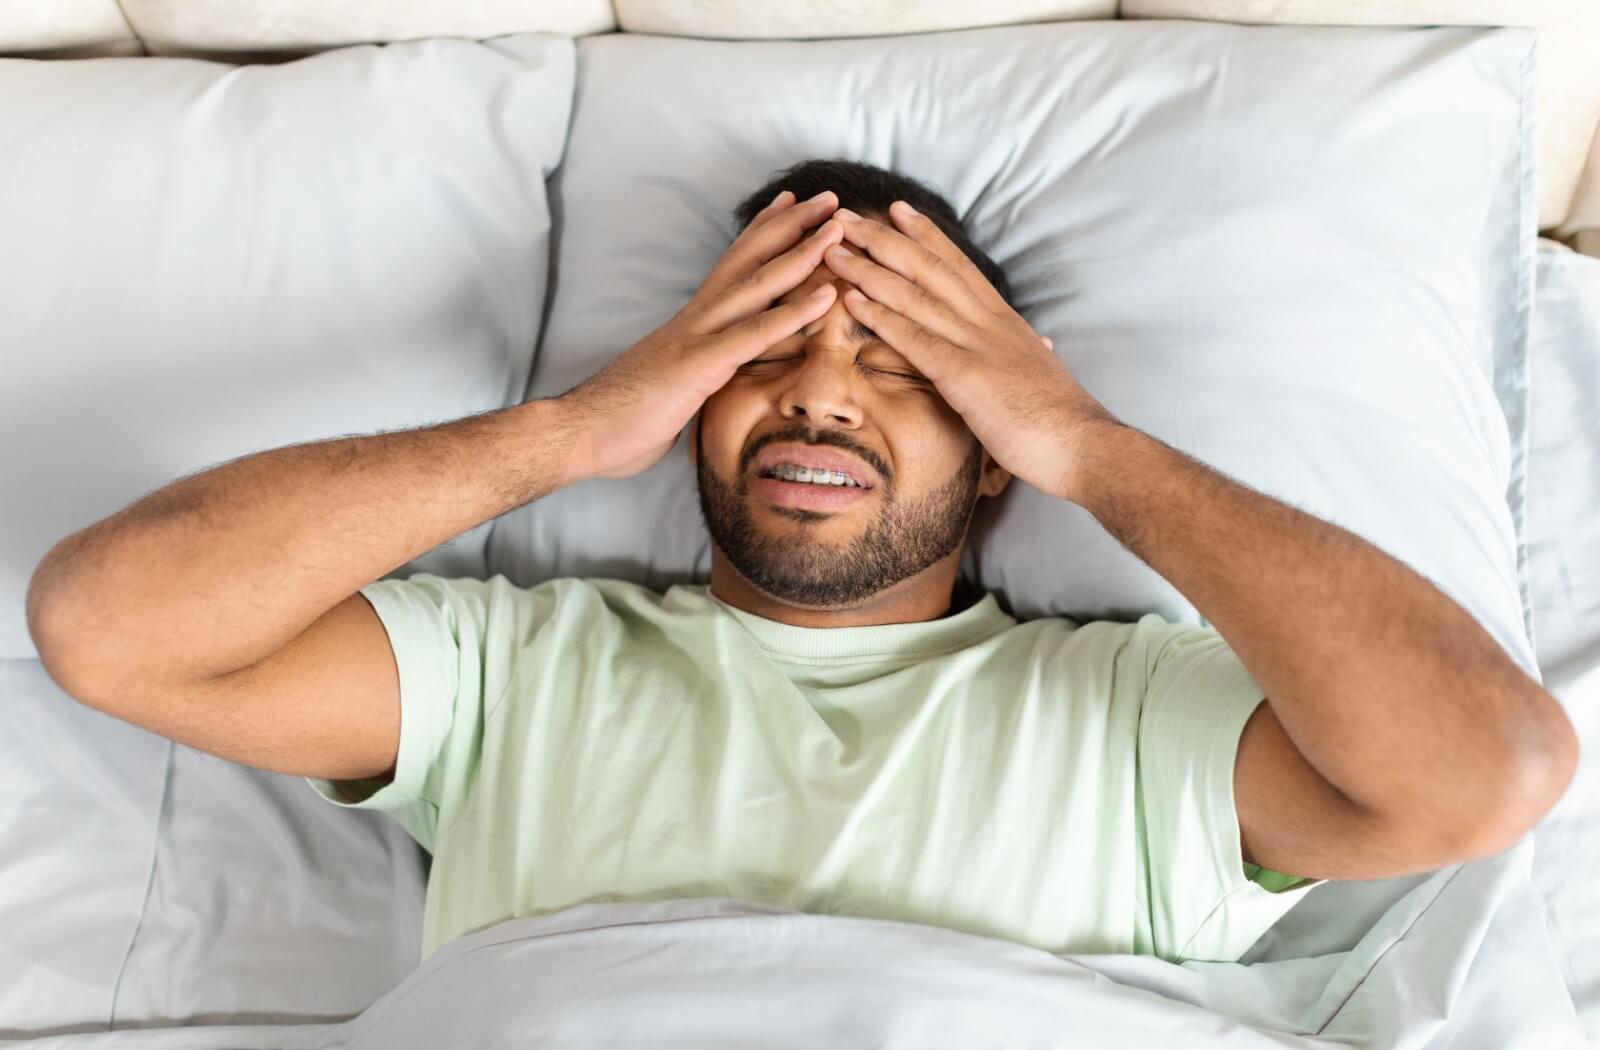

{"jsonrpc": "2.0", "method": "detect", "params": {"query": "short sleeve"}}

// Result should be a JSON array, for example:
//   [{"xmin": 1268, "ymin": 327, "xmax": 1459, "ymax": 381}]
[
  {"xmin": 1134, "ymin": 616, "xmax": 1325, "ymax": 962},
  {"xmin": 1243, "ymin": 862, "xmax": 1315, "ymax": 893},
  {"xmin": 303, "ymin": 572, "xmax": 558, "ymax": 851}
]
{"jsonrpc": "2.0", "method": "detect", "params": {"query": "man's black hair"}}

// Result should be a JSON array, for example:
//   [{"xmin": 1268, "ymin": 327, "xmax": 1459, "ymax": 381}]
[{"xmin": 731, "ymin": 158, "xmax": 1014, "ymax": 308}]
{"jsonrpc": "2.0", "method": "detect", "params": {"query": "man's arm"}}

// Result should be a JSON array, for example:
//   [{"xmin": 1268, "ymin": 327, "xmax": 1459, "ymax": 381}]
[
  {"xmin": 1067, "ymin": 420, "xmax": 1580, "ymax": 878},
  {"xmin": 808, "ymin": 202, "xmax": 1577, "ymax": 878},
  {"xmin": 26, "ymin": 398, "xmax": 586, "ymax": 707},
  {"xmin": 24, "ymin": 190, "xmax": 847, "ymax": 774}
]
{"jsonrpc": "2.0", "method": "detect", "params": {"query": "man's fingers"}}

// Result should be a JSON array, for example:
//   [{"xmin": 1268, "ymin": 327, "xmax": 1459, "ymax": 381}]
[
  {"xmin": 838, "ymin": 286, "xmax": 960, "ymax": 383},
  {"xmin": 695, "ymin": 219, "xmax": 844, "ymax": 334},
  {"xmin": 737, "ymin": 190, "xmax": 838, "ymax": 266},
  {"xmin": 822, "ymin": 243, "xmax": 974, "ymax": 350},
  {"xmin": 708, "ymin": 282, "xmax": 837, "ymax": 365},
  {"xmin": 886, "ymin": 200, "xmax": 1011, "ymax": 314},
  {"xmin": 754, "ymin": 189, "xmax": 794, "ymax": 224},
  {"xmin": 834, "ymin": 209, "xmax": 988, "ymax": 321},
  {"xmin": 701, "ymin": 190, "xmax": 839, "ymax": 298}
]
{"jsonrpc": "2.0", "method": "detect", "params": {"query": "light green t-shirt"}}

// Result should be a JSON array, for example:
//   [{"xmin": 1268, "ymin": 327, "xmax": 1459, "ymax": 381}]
[{"xmin": 307, "ymin": 572, "xmax": 1324, "ymax": 965}]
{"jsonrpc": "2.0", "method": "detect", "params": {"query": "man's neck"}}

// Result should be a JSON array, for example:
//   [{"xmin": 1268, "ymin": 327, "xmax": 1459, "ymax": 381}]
[{"xmin": 706, "ymin": 554, "xmax": 962, "ymax": 628}]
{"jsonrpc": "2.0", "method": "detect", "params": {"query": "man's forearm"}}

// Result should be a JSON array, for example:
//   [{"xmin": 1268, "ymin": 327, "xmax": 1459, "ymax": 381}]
[
  {"xmin": 27, "ymin": 397, "xmax": 584, "ymax": 694},
  {"xmin": 1067, "ymin": 420, "xmax": 1578, "ymax": 823}
]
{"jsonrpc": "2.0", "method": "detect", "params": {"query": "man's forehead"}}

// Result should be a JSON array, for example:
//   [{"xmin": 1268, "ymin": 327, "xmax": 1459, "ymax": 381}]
[
  {"xmin": 774, "ymin": 287, "xmax": 878, "ymax": 343},
  {"xmin": 779, "ymin": 260, "xmax": 851, "ymax": 299}
]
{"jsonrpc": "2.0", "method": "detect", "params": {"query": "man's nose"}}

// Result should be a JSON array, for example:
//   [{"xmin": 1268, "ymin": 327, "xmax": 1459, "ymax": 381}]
[{"xmin": 780, "ymin": 327, "xmax": 862, "ymax": 427}]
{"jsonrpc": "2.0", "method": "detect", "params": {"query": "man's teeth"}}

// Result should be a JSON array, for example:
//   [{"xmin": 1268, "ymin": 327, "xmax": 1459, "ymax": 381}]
[{"xmin": 767, "ymin": 464, "xmax": 862, "ymax": 487}]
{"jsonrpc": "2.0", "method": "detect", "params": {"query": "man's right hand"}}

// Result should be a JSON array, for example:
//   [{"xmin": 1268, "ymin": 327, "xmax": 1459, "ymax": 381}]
[{"xmin": 557, "ymin": 188, "xmax": 846, "ymax": 481}]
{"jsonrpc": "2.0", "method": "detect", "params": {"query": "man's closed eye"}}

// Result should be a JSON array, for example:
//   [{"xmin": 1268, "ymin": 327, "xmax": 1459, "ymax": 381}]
[{"xmin": 738, "ymin": 357, "xmax": 927, "ymax": 383}]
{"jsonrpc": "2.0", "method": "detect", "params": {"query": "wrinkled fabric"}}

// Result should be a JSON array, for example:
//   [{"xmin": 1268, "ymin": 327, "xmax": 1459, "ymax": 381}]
[
  {"xmin": 307, "ymin": 573, "xmax": 1321, "ymax": 966},
  {"xmin": 3, "ymin": 850, "xmax": 1582, "ymax": 1050}
]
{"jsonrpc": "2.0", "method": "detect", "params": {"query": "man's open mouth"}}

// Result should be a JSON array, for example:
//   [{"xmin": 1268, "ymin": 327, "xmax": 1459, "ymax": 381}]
[{"xmin": 759, "ymin": 464, "xmax": 867, "ymax": 488}]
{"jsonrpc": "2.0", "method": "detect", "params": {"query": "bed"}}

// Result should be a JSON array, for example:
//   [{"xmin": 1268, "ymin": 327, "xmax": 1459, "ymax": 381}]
[{"xmin": 2, "ymin": 3, "xmax": 1598, "ymax": 1047}]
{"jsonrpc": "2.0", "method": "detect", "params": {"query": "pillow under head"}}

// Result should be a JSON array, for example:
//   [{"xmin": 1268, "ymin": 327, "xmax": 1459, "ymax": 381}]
[{"xmin": 489, "ymin": 20, "xmax": 1537, "ymax": 679}]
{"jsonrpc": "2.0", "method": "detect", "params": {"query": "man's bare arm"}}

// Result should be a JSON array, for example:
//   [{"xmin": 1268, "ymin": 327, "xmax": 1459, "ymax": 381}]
[
  {"xmin": 27, "ymin": 189, "xmax": 845, "ymax": 708},
  {"xmin": 26, "ymin": 398, "xmax": 586, "ymax": 701},
  {"xmin": 1067, "ymin": 421, "xmax": 1579, "ymax": 868}
]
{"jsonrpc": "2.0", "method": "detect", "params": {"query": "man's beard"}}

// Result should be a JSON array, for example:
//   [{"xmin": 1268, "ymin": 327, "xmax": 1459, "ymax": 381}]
[{"xmin": 696, "ymin": 426, "xmax": 984, "ymax": 608}]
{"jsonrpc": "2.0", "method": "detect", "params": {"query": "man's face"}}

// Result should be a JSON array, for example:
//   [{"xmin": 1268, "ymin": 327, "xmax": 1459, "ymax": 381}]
[{"xmin": 690, "ymin": 220, "xmax": 1010, "ymax": 609}]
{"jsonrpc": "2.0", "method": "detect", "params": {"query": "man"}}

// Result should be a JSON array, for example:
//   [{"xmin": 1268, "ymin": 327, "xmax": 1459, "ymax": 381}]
[{"xmin": 26, "ymin": 159, "xmax": 1577, "ymax": 969}]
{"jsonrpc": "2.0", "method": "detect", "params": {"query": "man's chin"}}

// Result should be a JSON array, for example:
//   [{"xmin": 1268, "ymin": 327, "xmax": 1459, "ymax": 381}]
[
  {"xmin": 742, "ymin": 569, "xmax": 891, "ymax": 610},
  {"xmin": 753, "ymin": 511, "xmax": 866, "ymax": 543}
]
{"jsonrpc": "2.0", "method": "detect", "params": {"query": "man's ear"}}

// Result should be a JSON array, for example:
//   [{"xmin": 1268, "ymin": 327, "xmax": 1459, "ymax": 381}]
[{"xmin": 979, "ymin": 447, "xmax": 1011, "ymax": 498}]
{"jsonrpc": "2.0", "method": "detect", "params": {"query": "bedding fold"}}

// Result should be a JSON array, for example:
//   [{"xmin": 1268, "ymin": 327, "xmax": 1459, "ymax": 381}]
[{"xmin": 3, "ymin": 839, "xmax": 1581, "ymax": 1050}]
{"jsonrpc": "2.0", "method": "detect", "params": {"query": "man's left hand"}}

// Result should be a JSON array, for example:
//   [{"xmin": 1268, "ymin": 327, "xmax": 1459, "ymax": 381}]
[{"xmin": 821, "ymin": 201, "xmax": 1119, "ymax": 504}]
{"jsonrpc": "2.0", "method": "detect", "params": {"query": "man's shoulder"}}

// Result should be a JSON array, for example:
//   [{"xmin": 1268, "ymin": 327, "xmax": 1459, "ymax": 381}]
[
  {"xmin": 417, "ymin": 573, "xmax": 674, "ymax": 601},
  {"xmin": 532, "ymin": 575, "xmax": 713, "ymax": 624},
  {"xmin": 1016, "ymin": 609, "xmax": 1226, "ymax": 675},
  {"xmin": 1023, "ymin": 609, "xmax": 1189, "ymax": 644},
  {"xmin": 376, "ymin": 573, "xmax": 675, "ymax": 619}
]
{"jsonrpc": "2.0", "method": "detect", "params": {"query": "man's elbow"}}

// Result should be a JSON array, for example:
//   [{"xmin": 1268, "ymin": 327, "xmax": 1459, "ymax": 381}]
[
  {"xmin": 26, "ymin": 561, "xmax": 116, "ymax": 710},
  {"xmin": 1454, "ymin": 712, "xmax": 1581, "ymax": 859}
]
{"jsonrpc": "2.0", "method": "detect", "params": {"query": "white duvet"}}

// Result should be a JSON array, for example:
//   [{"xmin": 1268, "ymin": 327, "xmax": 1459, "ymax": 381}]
[{"xmin": 3, "ymin": 841, "xmax": 1583, "ymax": 1050}]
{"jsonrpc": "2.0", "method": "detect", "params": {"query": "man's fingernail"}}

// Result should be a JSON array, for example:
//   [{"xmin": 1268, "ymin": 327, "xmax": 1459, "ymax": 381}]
[
  {"xmin": 845, "ymin": 288, "xmax": 867, "ymax": 303},
  {"xmin": 808, "ymin": 190, "xmax": 836, "ymax": 205},
  {"xmin": 810, "ymin": 284, "xmax": 835, "ymax": 299},
  {"xmin": 893, "ymin": 200, "xmax": 917, "ymax": 216},
  {"xmin": 836, "ymin": 208, "xmax": 861, "ymax": 222},
  {"xmin": 770, "ymin": 190, "xmax": 790, "ymax": 207}
]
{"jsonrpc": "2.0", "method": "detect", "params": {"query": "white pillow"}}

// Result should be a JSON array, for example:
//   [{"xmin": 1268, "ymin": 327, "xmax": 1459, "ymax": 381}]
[
  {"xmin": 0, "ymin": 33, "xmax": 574, "ymax": 659},
  {"xmin": 1122, "ymin": 0, "xmax": 1600, "ymax": 234},
  {"xmin": 489, "ymin": 20, "xmax": 1537, "ymax": 681}
]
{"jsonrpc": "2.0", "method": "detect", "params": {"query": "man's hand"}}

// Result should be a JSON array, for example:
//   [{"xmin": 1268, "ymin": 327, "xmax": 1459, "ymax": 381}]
[
  {"xmin": 821, "ymin": 200, "xmax": 1119, "ymax": 502},
  {"xmin": 559, "ymin": 189, "xmax": 847, "ymax": 481}
]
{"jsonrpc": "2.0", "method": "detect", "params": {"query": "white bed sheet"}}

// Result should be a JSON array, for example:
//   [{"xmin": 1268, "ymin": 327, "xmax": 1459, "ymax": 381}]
[
  {"xmin": 1525, "ymin": 244, "xmax": 1600, "ymax": 1044},
  {"xmin": 0, "ymin": 661, "xmax": 428, "ymax": 1037},
  {"xmin": 0, "ymin": 872, "xmax": 1584, "ymax": 1050},
  {"xmin": 3, "ymin": 74, "xmax": 1596, "ymax": 1050}
]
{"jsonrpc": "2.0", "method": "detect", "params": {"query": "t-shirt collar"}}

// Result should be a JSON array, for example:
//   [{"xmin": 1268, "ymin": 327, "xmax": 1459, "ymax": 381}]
[{"xmin": 683, "ymin": 584, "xmax": 1015, "ymax": 663}]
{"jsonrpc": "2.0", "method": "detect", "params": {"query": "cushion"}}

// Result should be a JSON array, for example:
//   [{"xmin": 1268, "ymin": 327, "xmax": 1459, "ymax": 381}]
[
  {"xmin": 489, "ymin": 19, "xmax": 1539, "ymax": 689},
  {"xmin": 0, "ymin": 0, "xmax": 140, "ymax": 56},
  {"xmin": 613, "ymin": 0, "xmax": 1114, "ymax": 37},
  {"xmin": 0, "ymin": 33, "xmax": 575, "ymax": 659},
  {"xmin": 120, "ymin": 0, "xmax": 616, "ymax": 58},
  {"xmin": 1556, "ymin": 131, "xmax": 1600, "ymax": 253}
]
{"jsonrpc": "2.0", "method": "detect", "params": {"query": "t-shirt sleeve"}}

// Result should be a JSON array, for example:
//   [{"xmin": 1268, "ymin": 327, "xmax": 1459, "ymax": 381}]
[
  {"xmin": 1134, "ymin": 615, "xmax": 1326, "ymax": 963},
  {"xmin": 303, "ymin": 571, "xmax": 558, "ymax": 852}
]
